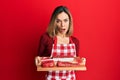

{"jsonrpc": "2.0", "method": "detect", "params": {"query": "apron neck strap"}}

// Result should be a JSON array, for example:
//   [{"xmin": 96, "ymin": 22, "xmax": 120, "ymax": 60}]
[{"xmin": 53, "ymin": 37, "xmax": 57, "ymax": 49}]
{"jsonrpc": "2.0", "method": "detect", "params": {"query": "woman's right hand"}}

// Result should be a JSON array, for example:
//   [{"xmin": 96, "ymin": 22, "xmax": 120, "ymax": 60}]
[
  {"xmin": 80, "ymin": 57, "xmax": 86, "ymax": 65},
  {"xmin": 35, "ymin": 56, "xmax": 41, "ymax": 66}
]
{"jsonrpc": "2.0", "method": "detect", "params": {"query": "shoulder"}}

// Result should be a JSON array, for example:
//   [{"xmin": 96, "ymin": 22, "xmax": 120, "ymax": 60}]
[
  {"xmin": 40, "ymin": 32, "xmax": 53, "ymax": 43},
  {"xmin": 71, "ymin": 36, "xmax": 79, "ymax": 42},
  {"xmin": 41, "ymin": 32, "xmax": 49, "ymax": 38},
  {"xmin": 70, "ymin": 36, "xmax": 80, "ymax": 45},
  {"xmin": 41, "ymin": 33, "xmax": 52, "ymax": 39}
]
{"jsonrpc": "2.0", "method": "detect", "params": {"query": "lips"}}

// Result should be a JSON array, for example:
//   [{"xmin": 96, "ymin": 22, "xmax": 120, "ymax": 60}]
[{"xmin": 59, "ymin": 28, "xmax": 66, "ymax": 32}]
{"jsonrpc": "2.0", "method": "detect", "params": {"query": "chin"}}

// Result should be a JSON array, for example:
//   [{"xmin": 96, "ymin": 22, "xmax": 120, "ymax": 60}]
[{"xmin": 60, "ymin": 32, "xmax": 67, "ymax": 35}]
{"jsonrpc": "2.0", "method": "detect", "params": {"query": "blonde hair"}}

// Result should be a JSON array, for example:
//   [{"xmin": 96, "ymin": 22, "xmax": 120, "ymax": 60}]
[{"xmin": 47, "ymin": 6, "xmax": 73, "ymax": 37}]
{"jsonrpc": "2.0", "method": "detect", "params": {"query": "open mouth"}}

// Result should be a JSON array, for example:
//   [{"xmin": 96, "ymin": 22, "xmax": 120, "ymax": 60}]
[{"xmin": 60, "ymin": 28, "xmax": 66, "ymax": 32}]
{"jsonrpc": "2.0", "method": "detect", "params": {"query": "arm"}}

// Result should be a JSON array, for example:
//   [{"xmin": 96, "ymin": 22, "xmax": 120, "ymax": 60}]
[
  {"xmin": 71, "ymin": 36, "xmax": 80, "ymax": 57},
  {"xmin": 74, "ymin": 39, "xmax": 80, "ymax": 57},
  {"xmin": 38, "ymin": 34, "xmax": 46, "ymax": 56},
  {"xmin": 38, "ymin": 33, "xmax": 53, "ymax": 57},
  {"xmin": 36, "ymin": 34, "xmax": 47, "ymax": 66}
]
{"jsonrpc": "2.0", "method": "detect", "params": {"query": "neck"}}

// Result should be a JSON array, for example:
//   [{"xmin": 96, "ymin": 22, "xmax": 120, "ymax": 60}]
[{"xmin": 57, "ymin": 33, "xmax": 66, "ymax": 38}]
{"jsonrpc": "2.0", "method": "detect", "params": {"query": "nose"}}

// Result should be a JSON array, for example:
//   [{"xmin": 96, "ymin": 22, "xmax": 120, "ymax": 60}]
[{"xmin": 61, "ymin": 21, "xmax": 65, "ymax": 27}]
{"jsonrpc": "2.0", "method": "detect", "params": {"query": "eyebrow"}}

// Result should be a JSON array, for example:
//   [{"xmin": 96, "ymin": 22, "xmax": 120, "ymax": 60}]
[{"xmin": 56, "ymin": 18, "xmax": 69, "ymax": 21}]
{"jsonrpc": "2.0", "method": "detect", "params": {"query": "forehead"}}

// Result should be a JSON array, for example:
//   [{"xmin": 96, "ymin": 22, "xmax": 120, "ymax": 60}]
[{"xmin": 56, "ymin": 12, "xmax": 69, "ymax": 20}]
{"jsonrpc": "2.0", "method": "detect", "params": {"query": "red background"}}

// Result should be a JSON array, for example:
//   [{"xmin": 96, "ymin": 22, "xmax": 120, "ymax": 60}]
[{"xmin": 1, "ymin": 0, "xmax": 120, "ymax": 80}]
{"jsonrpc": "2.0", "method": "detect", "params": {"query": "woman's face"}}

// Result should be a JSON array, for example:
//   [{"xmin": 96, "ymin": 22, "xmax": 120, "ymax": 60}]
[{"xmin": 55, "ymin": 12, "xmax": 69, "ymax": 35}]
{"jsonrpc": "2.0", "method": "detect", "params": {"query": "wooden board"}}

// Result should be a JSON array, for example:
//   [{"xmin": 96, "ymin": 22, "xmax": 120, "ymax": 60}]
[
  {"xmin": 37, "ymin": 65, "xmax": 87, "ymax": 71},
  {"xmin": 36, "ymin": 57, "xmax": 87, "ymax": 71}
]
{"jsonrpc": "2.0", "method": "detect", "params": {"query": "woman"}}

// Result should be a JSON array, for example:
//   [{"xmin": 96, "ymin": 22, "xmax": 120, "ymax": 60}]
[{"xmin": 36, "ymin": 6, "xmax": 80, "ymax": 80}]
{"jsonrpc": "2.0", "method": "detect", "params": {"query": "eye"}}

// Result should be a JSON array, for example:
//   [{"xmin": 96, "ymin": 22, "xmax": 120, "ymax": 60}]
[
  {"xmin": 56, "ymin": 19, "xmax": 61, "ymax": 23},
  {"xmin": 64, "ymin": 19, "xmax": 68, "ymax": 22}
]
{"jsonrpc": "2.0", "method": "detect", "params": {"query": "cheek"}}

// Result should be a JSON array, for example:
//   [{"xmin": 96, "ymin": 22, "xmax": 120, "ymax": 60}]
[
  {"xmin": 66, "ymin": 21, "xmax": 69, "ymax": 26},
  {"xmin": 65, "ymin": 26, "xmax": 69, "ymax": 32},
  {"xmin": 56, "ymin": 22, "xmax": 60, "ymax": 26},
  {"xmin": 66, "ymin": 23, "xmax": 69, "ymax": 28},
  {"xmin": 56, "ymin": 24, "xmax": 61, "ymax": 28}
]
